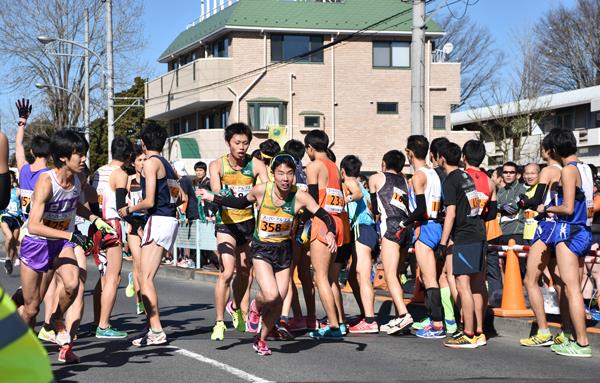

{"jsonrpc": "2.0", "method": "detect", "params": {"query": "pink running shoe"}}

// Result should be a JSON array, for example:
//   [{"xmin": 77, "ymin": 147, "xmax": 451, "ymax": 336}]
[
  {"xmin": 58, "ymin": 344, "xmax": 80, "ymax": 364},
  {"xmin": 349, "ymin": 319, "xmax": 379, "ymax": 334},
  {"xmin": 253, "ymin": 336, "xmax": 272, "ymax": 356},
  {"xmin": 246, "ymin": 299, "xmax": 261, "ymax": 334}
]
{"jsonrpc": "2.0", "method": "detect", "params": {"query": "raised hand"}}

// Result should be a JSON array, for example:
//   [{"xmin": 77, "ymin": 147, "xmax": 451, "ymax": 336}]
[{"xmin": 16, "ymin": 98, "xmax": 32, "ymax": 120}]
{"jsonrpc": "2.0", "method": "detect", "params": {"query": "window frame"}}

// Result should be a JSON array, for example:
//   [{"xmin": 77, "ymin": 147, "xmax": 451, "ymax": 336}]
[
  {"xmin": 372, "ymin": 41, "xmax": 411, "ymax": 69},
  {"xmin": 303, "ymin": 115, "xmax": 321, "ymax": 129},
  {"xmin": 432, "ymin": 115, "xmax": 446, "ymax": 130},
  {"xmin": 271, "ymin": 34, "xmax": 324, "ymax": 64},
  {"xmin": 247, "ymin": 101, "xmax": 288, "ymax": 132},
  {"xmin": 376, "ymin": 102, "xmax": 399, "ymax": 115}
]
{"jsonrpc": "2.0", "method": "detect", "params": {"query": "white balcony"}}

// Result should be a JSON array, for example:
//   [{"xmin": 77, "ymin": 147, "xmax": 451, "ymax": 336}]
[
  {"xmin": 575, "ymin": 127, "xmax": 600, "ymax": 147},
  {"xmin": 145, "ymin": 58, "xmax": 234, "ymax": 121}
]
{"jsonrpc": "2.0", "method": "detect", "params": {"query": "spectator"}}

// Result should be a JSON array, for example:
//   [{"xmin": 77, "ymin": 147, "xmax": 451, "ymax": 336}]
[
  {"xmin": 522, "ymin": 163, "xmax": 541, "ymax": 244},
  {"xmin": 192, "ymin": 161, "xmax": 219, "ymax": 270},
  {"xmin": 491, "ymin": 166, "xmax": 504, "ymax": 189}
]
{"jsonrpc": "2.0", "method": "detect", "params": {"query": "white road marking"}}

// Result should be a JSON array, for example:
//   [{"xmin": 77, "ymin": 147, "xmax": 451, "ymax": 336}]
[{"xmin": 169, "ymin": 346, "xmax": 272, "ymax": 383}]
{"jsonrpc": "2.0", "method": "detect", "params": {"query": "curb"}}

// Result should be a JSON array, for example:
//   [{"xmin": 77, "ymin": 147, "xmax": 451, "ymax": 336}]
[{"xmin": 120, "ymin": 260, "xmax": 600, "ymax": 349}]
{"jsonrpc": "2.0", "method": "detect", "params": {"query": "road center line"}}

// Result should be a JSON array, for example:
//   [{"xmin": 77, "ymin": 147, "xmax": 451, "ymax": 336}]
[{"xmin": 169, "ymin": 346, "xmax": 272, "ymax": 383}]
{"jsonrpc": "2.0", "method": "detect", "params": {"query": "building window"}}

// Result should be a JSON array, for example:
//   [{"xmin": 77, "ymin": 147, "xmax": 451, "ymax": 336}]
[
  {"xmin": 271, "ymin": 34, "xmax": 324, "ymax": 63},
  {"xmin": 248, "ymin": 102, "xmax": 287, "ymax": 131},
  {"xmin": 373, "ymin": 41, "xmax": 410, "ymax": 68},
  {"xmin": 596, "ymin": 112, "xmax": 600, "ymax": 128},
  {"xmin": 556, "ymin": 114, "xmax": 572, "ymax": 130},
  {"xmin": 304, "ymin": 116, "xmax": 321, "ymax": 128},
  {"xmin": 198, "ymin": 106, "xmax": 229, "ymax": 130},
  {"xmin": 433, "ymin": 115, "xmax": 446, "ymax": 130},
  {"xmin": 211, "ymin": 37, "xmax": 229, "ymax": 58},
  {"xmin": 377, "ymin": 102, "xmax": 398, "ymax": 114}
]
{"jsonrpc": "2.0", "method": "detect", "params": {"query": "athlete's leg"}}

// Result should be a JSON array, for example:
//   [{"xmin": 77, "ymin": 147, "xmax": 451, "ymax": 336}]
[
  {"xmin": 51, "ymin": 246, "xmax": 80, "ymax": 323},
  {"xmin": 1, "ymin": 221, "xmax": 12, "ymax": 261},
  {"xmin": 281, "ymin": 246, "xmax": 303, "ymax": 319},
  {"xmin": 254, "ymin": 261, "xmax": 285, "ymax": 341},
  {"xmin": 98, "ymin": 244, "xmax": 123, "ymax": 329},
  {"xmin": 215, "ymin": 232, "xmax": 237, "ymax": 322},
  {"xmin": 347, "ymin": 250, "xmax": 365, "ymax": 318},
  {"xmin": 139, "ymin": 241, "xmax": 166, "ymax": 331},
  {"xmin": 415, "ymin": 241, "xmax": 442, "ymax": 327},
  {"xmin": 523, "ymin": 241, "xmax": 550, "ymax": 330},
  {"xmin": 456, "ymin": 274, "xmax": 475, "ymax": 335},
  {"xmin": 470, "ymin": 271, "xmax": 487, "ymax": 334},
  {"xmin": 298, "ymin": 245, "xmax": 316, "ymax": 320},
  {"xmin": 65, "ymin": 246, "xmax": 87, "ymax": 338},
  {"xmin": 129, "ymin": 234, "xmax": 144, "ymax": 305},
  {"xmin": 42, "ymin": 273, "xmax": 59, "ymax": 327},
  {"xmin": 549, "ymin": 259, "xmax": 573, "ymax": 332},
  {"xmin": 329, "ymin": 261, "xmax": 345, "ymax": 325},
  {"xmin": 232, "ymin": 242, "xmax": 252, "ymax": 313},
  {"xmin": 380, "ymin": 238, "xmax": 408, "ymax": 315},
  {"xmin": 11, "ymin": 227, "xmax": 20, "ymax": 261},
  {"xmin": 310, "ymin": 239, "xmax": 339, "ymax": 328},
  {"xmin": 355, "ymin": 241, "xmax": 374, "ymax": 319},
  {"xmin": 555, "ymin": 242, "xmax": 588, "ymax": 345},
  {"xmin": 19, "ymin": 264, "xmax": 45, "ymax": 327}
]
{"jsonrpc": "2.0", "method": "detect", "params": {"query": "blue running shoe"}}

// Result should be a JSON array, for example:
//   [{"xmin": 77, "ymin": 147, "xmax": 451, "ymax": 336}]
[
  {"xmin": 416, "ymin": 324, "xmax": 446, "ymax": 339},
  {"xmin": 340, "ymin": 323, "xmax": 348, "ymax": 336},
  {"xmin": 309, "ymin": 326, "xmax": 344, "ymax": 339}
]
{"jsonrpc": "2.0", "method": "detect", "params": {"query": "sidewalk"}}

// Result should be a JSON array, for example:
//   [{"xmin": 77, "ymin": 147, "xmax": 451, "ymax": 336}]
[{"xmin": 121, "ymin": 259, "xmax": 600, "ymax": 348}]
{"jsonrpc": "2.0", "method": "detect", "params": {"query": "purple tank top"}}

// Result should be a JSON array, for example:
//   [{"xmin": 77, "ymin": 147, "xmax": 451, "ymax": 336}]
[{"xmin": 20, "ymin": 164, "xmax": 49, "ymax": 220}]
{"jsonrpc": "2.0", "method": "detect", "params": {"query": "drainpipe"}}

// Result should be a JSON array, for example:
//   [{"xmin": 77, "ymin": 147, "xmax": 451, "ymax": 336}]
[
  {"xmin": 289, "ymin": 73, "xmax": 296, "ymax": 139},
  {"xmin": 425, "ymin": 40, "xmax": 431, "ymax": 141},
  {"xmin": 227, "ymin": 31, "xmax": 268, "ymax": 122},
  {"xmin": 330, "ymin": 33, "xmax": 338, "ymax": 148}
]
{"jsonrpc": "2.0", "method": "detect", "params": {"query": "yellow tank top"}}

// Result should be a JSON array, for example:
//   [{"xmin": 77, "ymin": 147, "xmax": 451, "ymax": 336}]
[
  {"xmin": 523, "ymin": 184, "xmax": 539, "ymax": 240},
  {"xmin": 220, "ymin": 154, "xmax": 255, "ymax": 224},
  {"xmin": 254, "ymin": 182, "xmax": 297, "ymax": 243}
]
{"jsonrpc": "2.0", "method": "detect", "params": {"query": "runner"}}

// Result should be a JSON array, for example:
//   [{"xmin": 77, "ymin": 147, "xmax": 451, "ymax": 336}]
[
  {"xmin": 207, "ymin": 123, "xmax": 268, "ymax": 341},
  {"xmin": 18, "ymin": 129, "xmax": 114, "ymax": 361},
  {"xmin": 543, "ymin": 128, "xmax": 593, "ymax": 358},
  {"xmin": 118, "ymin": 123, "xmax": 181, "ymax": 346},
  {"xmin": 519, "ymin": 134, "xmax": 566, "ymax": 347},
  {"xmin": 403, "ymin": 135, "xmax": 445, "ymax": 339},
  {"xmin": 199, "ymin": 153, "xmax": 337, "ymax": 355},
  {"xmin": 437, "ymin": 142, "xmax": 487, "ymax": 348},
  {"xmin": 369, "ymin": 150, "xmax": 414, "ymax": 335},
  {"xmin": 1, "ymin": 171, "xmax": 22, "ymax": 275},
  {"xmin": 304, "ymin": 130, "xmax": 347, "ymax": 338},
  {"xmin": 124, "ymin": 145, "xmax": 147, "ymax": 315},
  {"xmin": 340, "ymin": 155, "xmax": 379, "ymax": 334}
]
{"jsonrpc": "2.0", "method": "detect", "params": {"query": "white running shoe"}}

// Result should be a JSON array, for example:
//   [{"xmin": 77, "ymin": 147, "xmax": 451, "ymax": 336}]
[
  {"xmin": 132, "ymin": 330, "xmax": 167, "ymax": 347},
  {"xmin": 386, "ymin": 313, "xmax": 414, "ymax": 335}
]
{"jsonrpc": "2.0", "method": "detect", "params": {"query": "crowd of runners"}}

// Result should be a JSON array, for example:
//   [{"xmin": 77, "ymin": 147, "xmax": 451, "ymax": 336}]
[{"xmin": 2, "ymin": 97, "xmax": 598, "ymax": 367}]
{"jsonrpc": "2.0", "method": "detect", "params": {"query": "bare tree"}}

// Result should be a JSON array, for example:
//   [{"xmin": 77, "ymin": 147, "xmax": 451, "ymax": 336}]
[
  {"xmin": 435, "ymin": 13, "xmax": 504, "ymax": 110},
  {"xmin": 533, "ymin": 0, "xmax": 600, "ymax": 93},
  {"xmin": 0, "ymin": 0, "xmax": 145, "ymax": 131}
]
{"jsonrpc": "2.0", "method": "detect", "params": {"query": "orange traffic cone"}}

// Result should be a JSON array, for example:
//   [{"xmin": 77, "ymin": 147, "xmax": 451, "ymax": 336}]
[{"xmin": 493, "ymin": 239, "xmax": 534, "ymax": 317}]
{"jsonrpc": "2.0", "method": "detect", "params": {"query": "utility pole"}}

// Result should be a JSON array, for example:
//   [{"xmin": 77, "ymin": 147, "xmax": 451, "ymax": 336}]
[
  {"xmin": 84, "ymin": 8, "xmax": 90, "ymax": 166},
  {"xmin": 410, "ymin": 0, "xmax": 425, "ymax": 135},
  {"xmin": 106, "ymin": 0, "xmax": 115, "ymax": 160}
]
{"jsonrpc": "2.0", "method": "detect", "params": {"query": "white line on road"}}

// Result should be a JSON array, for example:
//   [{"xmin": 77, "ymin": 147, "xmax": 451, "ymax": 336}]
[{"xmin": 169, "ymin": 346, "xmax": 272, "ymax": 383}]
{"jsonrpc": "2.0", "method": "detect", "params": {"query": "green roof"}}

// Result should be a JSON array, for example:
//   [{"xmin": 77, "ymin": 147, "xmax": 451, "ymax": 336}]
[
  {"xmin": 159, "ymin": 0, "xmax": 443, "ymax": 61},
  {"xmin": 177, "ymin": 138, "xmax": 201, "ymax": 159}
]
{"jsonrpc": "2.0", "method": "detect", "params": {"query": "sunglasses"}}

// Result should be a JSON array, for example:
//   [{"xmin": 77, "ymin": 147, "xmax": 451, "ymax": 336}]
[{"xmin": 503, "ymin": 170, "xmax": 516, "ymax": 175}]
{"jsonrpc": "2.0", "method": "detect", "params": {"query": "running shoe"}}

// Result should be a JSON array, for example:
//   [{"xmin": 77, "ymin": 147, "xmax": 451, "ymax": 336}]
[
  {"xmin": 54, "ymin": 321, "xmax": 71, "ymax": 346},
  {"xmin": 245, "ymin": 300, "xmax": 261, "ymax": 334},
  {"xmin": 411, "ymin": 317, "xmax": 431, "ymax": 331},
  {"xmin": 309, "ymin": 326, "xmax": 344, "ymax": 339},
  {"xmin": 211, "ymin": 321, "xmax": 226, "ymax": 341},
  {"xmin": 340, "ymin": 323, "xmax": 348, "ymax": 336},
  {"xmin": 590, "ymin": 309, "xmax": 600, "ymax": 321},
  {"xmin": 253, "ymin": 337, "xmax": 272, "ymax": 356},
  {"xmin": 553, "ymin": 331, "xmax": 571, "ymax": 345},
  {"xmin": 475, "ymin": 333, "xmax": 487, "ymax": 346},
  {"xmin": 38, "ymin": 327, "xmax": 56, "ymax": 343},
  {"xmin": 136, "ymin": 301, "xmax": 145, "ymax": 315},
  {"xmin": 348, "ymin": 319, "xmax": 379, "ymax": 334},
  {"xmin": 520, "ymin": 331, "xmax": 553, "ymax": 347},
  {"xmin": 125, "ymin": 272, "xmax": 135, "ymax": 298},
  {"xmin": 415, "ymin": 324, "xmax": 446, "ymax": 339},
  {"xmin": 58, "ymin": 344, "xmax": 80, "ymax": 364},
  {"xmin": 444, "ymin": 333, "xmax": 479, "ymax": 349},
  {"xmin": 346, "ymin": 315, "xmax": 363, "ymax": 327},
  {"xmin": 4, "ymin": 258, "xmax": 13, "ymax": 275},
  {"xmin": 275, "ymin": 321, "xmax": 295, "ymax": 340},
  {"xmin": 226, "ymin": 300, "xmax": 246, "ymax": 333},
  {"xmin": 552, "ymin": 340, "xmax": 592, "ymax": 358},
  {"xmin": 132, "ymin": 330, "xmax": 167, "ymax": 347},
  {"xmin": 385, "ymin": 314, "xmax": 414, "ymax": 335},
  {"xmin": 444, "ymin": 319, "xmax": 458, "ymax": 334},
  {"xmin": 287, "ymin": 317, "xmax": 308, "ymax": 332},
  {"xmin": 305, "ymin": 317, "xmax": 319, "ymax": 330},
  {"xmin": 96, "ymin": 325, "xmax": 127, "ymax": 339}
]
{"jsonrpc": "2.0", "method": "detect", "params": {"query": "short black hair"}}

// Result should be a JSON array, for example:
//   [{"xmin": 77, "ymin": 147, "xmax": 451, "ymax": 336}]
[
  {"xmin": 31, "ymin": 135, "xmax": 51, "ymax": 158},
  {"xmin": 503, "ymin": 161, "xmax": 518, "ymax": 171},
  {"xmin": 382, "ymin": 150, "xmax": 405, "ymax": 173},
  {"xmin": 304, "ymin": 130, "xmax": 329, "ymax": 152},
  {"xmin": 111, "ymin": 136, "xmax": 134, "ymax": 162},
  {"xmin": 326, "ymin": 148, "xmax": 336, "ymax": 163},
  {"xmin": 132, "ymin": 144, "xmax": 144, "ymax": 159},
  {"xmin": 270, "ymin": 152, "xmax": 297, "ymax": 174},
  {"xmin": 462, "ymin": 139, "xmax": 486, "ymax": 167},
  {"xmin": 51, "ymin": 129, "xmax": 89, "ymax": 168},
  {"xmin": 407, "ymin": 135, "xmax": 429, "ymax": 160},
  {"xmin": 541, "ymin": 133, "xmax": 554, "ymax": 152},
  {"xmin": 430, "ymin": 137, "xmax": 449, "ymax": 160},
  {"xmin": 140, "ymin": 122, "xmax": 168, "ymax": 151},
  {"xmin": 283, "ymin": 139, "xmax": 305, "ymax": 162},
  {"xmin": 225, "ymin": 123, "xmax": 252, "ymax": 143},
  {"xmin": 251, "ymin": 149, "xmax": 262, "ymax": 160},
  {"xmin": 194, "ymin": 161, "xmax": 207, "ymax": 171},
  {"xmin": 340, "ymin": 155, "xmax": 362, "ymax": 177},
  {"xmin": 549, "ymin": 128, "xmax": 577, "ymax": 157},
  {"xmin": 439, "ymin": 142, "xmax": 461, "ymax": 166},
  {"xmin": 259, "ymin": 139, "xmax": 281, "ymax": 162}
]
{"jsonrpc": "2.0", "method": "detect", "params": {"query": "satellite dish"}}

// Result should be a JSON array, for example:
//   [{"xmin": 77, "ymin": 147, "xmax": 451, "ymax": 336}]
[{"xmin": 442, "ymin": 43, "xmax": 454, "ymax": 55}]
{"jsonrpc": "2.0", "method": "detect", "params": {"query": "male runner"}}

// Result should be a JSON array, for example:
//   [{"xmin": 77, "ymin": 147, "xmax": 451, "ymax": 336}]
[
  {"xmin": 91, "ymin": 136, "xmax": 133, "ymax": 338},
  {"xmin": 518, "ymin": 134, "xmax": 566, "ymax": 347},
  {"xmin": 19, "ymin": 129, "xmax": 114, "ymax": 360},
  {"xmin": 369, "ymin": 150, "xmax": 414, "ymax": 335},
  {"xmin": 438, "ymin": 142, "xmax": 487, "ymax": 348},
  {"xmin": 118, "ymin": 123, "xmax": 181, "ymax": 346},
  {"xmin": 403, "ymin": 135, "xmax": 445, "ymax": 338},
  {"xmin": 544, "ymin": 128, "xmax": 593, "ymax": 358},
  {"xmin": 200, "ymin": 153, "xmax": 337, "ymax": 354},
  {"xmin": 1, "ymin": 171, "xmax": 22, "ymax": 275},
  {"xmin": 208, "ymin": 123, "xmax": 268, "ymax": 340}
]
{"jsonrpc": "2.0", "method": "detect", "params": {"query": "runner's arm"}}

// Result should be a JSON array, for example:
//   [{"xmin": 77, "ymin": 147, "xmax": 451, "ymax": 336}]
[
  {"xmin": 306, "ymin": 161, "xmax": 320, "ymax": 201},
  {"xmin": 198, "ymin": 183, "xmax": 260, "ymax": 208},
  {"xmin": 208, "ymin": 159, "xmax": 222, "ymax": 193},
  {"xmin": 368, "ymin": 173, "xmax": 382, "ymax": 216},
  {"xmin": 15, "ymin": 99, "xmax": 31, "ymax": 172},
  {"xmin": 344, "ymin": 178, "xmax": 363, "ymax": 204},
  {"xmin": 484, "ymin": 177, "xmax": 498, "ymax": 221},
  {"xmin": 403, "ymin": 171, "xmax": 426, "ymax": 226},
  {"xmin": 297, "ymin": 190, "xmax": 337, "ymax": 235},
  {"xmin": 0, "ymin": 133, "xmax": 9, "ymax": 210},
  {"xmin": 125, "ymin": 158, "xmax": 158, "ymax": 214},
  {"xmin": 253, "ymin": 157, "xmax": 269, "ymax": 184}
]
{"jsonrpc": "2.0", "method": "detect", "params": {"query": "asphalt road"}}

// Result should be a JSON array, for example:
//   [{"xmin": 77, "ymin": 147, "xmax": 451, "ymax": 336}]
[{"xmin": 2, "ymin": 261, "xmax": 600, "ymax": 383}]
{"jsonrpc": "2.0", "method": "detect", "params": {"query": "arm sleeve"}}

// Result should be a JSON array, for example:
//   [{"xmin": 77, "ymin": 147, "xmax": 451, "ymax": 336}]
[
  {"xmin": 213, "ymin": 193, "xmax": 253, "ymax": 209},
  {"xmin": 308, "ymin": 184, "xmax": 319, "ymax": 202},
  {"xmin": 527, "ymin": 183, "xmax": 547, "ymax": 207},
  {"xmin": 370, "ymin": 193, "xmax": 379, "ymax": 215},
  {"xmin": 314, "ymin": 207, "xmax": 337, "ymax": 234},
  {"xmin": 404, "ymin": 194, "xmax": 427, "ymax": 225},
  {"xmin": 90, "ymin": 202, "xmax": 101, "ymax": 217},
  {"xmin": 0, "ymin": 172, "xmax": 10, "ymax": 210},
  {"xmin": 116, "ymin": 188, "xmax": 128, "ymax": 210},
  {"xmin": 484, "ymin": 200, "xmax": 498, "ymax": 221}
]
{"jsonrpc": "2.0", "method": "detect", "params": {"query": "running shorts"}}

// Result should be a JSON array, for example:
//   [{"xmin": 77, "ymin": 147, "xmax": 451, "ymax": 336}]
[
  {"xmin": 356, "ymin": 224, "xmax": 378, "ymax": 251},
  {"xmin": 554, "ymin": 223, "xmax": 592, "ymax": 258},
  {"xmin": 216, "ymin": 219, "xmax": 255, "ymax": 245},
  {"xmin": 1, "ymin": 215, "xmax": 22, "ymax": 231},
  {"xmin": 127, "ymin": 215, "xmax": 148, "ymax": 237},
  {"xmin": 380, "ymin": 217, "xmax": 412, "ymax": 247},
  {"xmin": 452, "ymin": 241, "xmax": 486, "ymax": 276},
  {"xmin": 412, "ymin": 220, "xmax": 442, "ymax": 250},
  {"xmin": 142, "ymin": 215, "xmax": 179, "ymax": 252},
  {"xmin": 532, "ymin": 220, "xmax": 558, "ymax": 247},
  {"xmin": 311, "ymin": 214, "xmax": 349, "ymax": 248},
  {"xmin": 251, "ymin": 240, "xmax": 292, "ymax": 271},
  {"xmin": 18, "ymin": 236, "xmax": 75, "ymax": 273}
]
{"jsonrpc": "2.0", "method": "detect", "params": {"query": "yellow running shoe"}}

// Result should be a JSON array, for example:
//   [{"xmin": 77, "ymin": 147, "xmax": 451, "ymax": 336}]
[
  {"xmin": 520, "ymin": 331, "xmax": 553, "ymax": 347},
  {"xmin": 211, "ymin": 321, "xmax": 227, "ymax": 341},
  {"xmin": 554, "ymin": 331, "xmax": 572, "ymax": 345},
  {"xmin": 476, "ymin": 333, "xmax": 487, "ymax": 346},
  {"xmin": 444, "ymin": 333, "xmax": 479, "ymax": 349},
  {"xmin": 125, "ymin": 272, "xmax": 135, "ymax": 298},
  {"xmin": 38, "ymin": 327, "xmax": 56, "ymax": 344}
]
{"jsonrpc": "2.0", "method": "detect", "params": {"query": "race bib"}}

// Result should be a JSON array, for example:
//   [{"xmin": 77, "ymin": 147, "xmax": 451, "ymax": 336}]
[
  {"xmin": 44, "ymin": 219, "xmax": 71, "ymax": 231},
  {"xmin": 524, "ymin": 209, "xmax": 537, "ymax": 225},
  {"xmin": 21, "ymin": 189, "xmax": 32, "ymax": 212},
  {"xmin": 223, "ymin": 184, "xmax": 253, "ymax": 210},
  {"xmin": 390, "ymin": 187, "xmax": 408, "ymax": 211},
  {"xmin": 258, "ymin": 214, "xmax": 293, "ymax": 239},
  {"xmin": 465, "ymin": 189, "xmax": 481, "ymax": 217},
  {"xmin": 324, "ymin": 187, "xmax": 344, "ymax": 214},
  {"xmin": 429, "ymin": 197, "xmax": 442, "ymax": 219}
]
